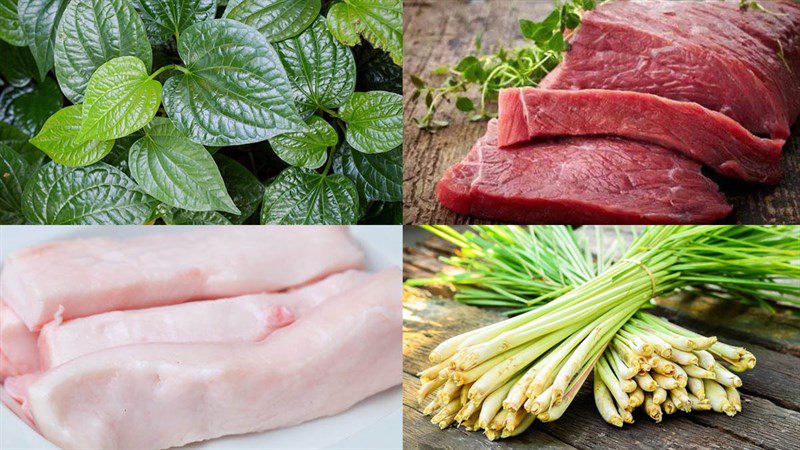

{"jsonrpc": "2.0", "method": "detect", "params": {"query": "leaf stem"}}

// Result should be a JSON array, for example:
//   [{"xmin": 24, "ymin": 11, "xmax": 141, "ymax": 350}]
[
  {"xmin": 321, "ymin": 148, "xmax": 334, "ymax": 177},
  {"xmin": 149, "ymin": 64, "xmax": 189, "ymax": 80}
]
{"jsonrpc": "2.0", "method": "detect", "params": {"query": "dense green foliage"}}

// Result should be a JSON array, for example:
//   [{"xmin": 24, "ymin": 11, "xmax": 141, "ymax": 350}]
[{"xmin": 0, "ymin": 0, "xmax": 402, "ymax": 224}]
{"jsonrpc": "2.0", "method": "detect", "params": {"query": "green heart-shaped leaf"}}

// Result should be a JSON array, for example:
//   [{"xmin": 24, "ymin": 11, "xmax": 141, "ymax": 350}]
[
  {"xmin": 215, "ymin": 154, "xmax": 263, "ymax": 223},
  {"xmin": 78, "ymin": 56, "xmax": 161, "ymax": 143},
  {"xmin": 160, "ymin": 207, "xmax": 233, "ymax": 225},
  {"xmin": 54, "ymin": 0, "xmax": 152, "ymax": 103},
  {"xmin": 30, "ymin": 104, "xmax": 114, "ymax": 166},
  {"xmin": 22, "ymin": 161, "xmax": 156, "ymax": 224},
  {"xmin": 327, "ymin": 0, "xmax": 402, "ymax": 65},
  {"xmin": 18, "ymin": 0, "xmax": 68, "ymax": 80},
  {"xmin": 163, "ymin": 19, "xmax": 305, "ymax": 146},
  {"xmin": 135, "ymin": 0, "xmax": 216, "ymax": 44},
  {"xmin": 0, "ymin": 122, "xmax": 44, "ymax": 165},
  {"xmin": 128, "ymin": 118, "xmax": 239, "ymax": 214},
  {"xmin": 268, "ymin": 115, "xmax": 337, "ymax": 169},
  {"xmin": 224, "ymin": 0, "xmax": 319, "ymax": 42},
  {"xmin": 333, "ymin": 142, "xmax": 401, "ymax": 203},
  {"xmin": 0, "ymin": 78, "xmax": 63, "ymax": 136},
  {"xmin": 0, "ymin": 142, "xmax": 35, "ymax": 223},
  {"xmin": 338, "ymin": 90, "xmax": 401, "ymax": 154},
  {"xmin": 274, "ymin": 16, "xmax": 355, "ymax": 112},
  {"xmin": 0, "ymin": 0, "xmax": 27, "ymax": 46},
  {"xmin": 260, "ymin": 166, "xmax": 358, "ymax": 224}
]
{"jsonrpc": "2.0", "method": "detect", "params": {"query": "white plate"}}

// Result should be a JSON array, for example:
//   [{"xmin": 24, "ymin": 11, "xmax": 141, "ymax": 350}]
[{"xmin": 0, "ymin": 225, "xmax": 403, "ymax": 450}]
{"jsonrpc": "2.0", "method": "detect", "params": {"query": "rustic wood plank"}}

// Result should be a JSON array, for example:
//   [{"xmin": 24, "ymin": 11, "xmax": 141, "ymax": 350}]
[{"xmin": 401, "ymin": 1, "xmax": 800, "ymax": 225}]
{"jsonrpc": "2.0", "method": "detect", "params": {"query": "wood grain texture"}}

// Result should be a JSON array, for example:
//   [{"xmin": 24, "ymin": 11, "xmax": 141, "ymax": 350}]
[
  {"xmin": 403, "ymin": 232, "xmax": 800, "ymax": 449},
  {"xmin": 402, "ymin": 0, "xmax": 800, "ymax": 225}
]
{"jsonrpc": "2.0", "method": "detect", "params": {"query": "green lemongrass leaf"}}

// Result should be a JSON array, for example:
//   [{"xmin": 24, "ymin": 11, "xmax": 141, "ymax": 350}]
[
  {"xmin": 327, "ymin": 0, "xmax": 402, "ymax": 65},
  {"xmin": 54, "ymin": 0, "xmax": 152, "ymax": 103},
  {"xmin": 128, "ymin": 118, "xmax": 239, "ymax": 214},
  {"xmin": 30, "ymin": 104, "xmax": 114, "ymax": 166},
  {"xmin": 268, "ymin": 115, "xmax": 337, "ymax": 169},
  {"xmin": 0, "ymin": 142, "xmax": 34, "ymax": 223},
  {"xmin": 0, "ymin": 78, "xmax": 62, "ymax": 136},
  {"xmin": 22, "ymin": 162, "xmax": 156, "ymax": 224},
  {"xmin": 274, "ymin": 16, "xmax": 356, "ymax": 112},
  {"xmin": 78, "ymin": 56, "xmax": 161, "ymax": 143},
  {"xmin": 333, "ymin": 141, "xmax": 401, "ymax": 203},
  {"xmin": 214, "ymin": 154, "xmax": 263, "ymax": 223},
  {"xmin": 162, "ymin": 19, "xmax": 305, "ymax": 146},
  {"xmin": 224, "ymin": 0, "xmax": 320, "ymax": 42},
  {"xmin": 18, "ymin": 0, "xmax": 68, "ymax": 80},
  {"xmin": 0, "ymin": 41, "xmax": 39, "ymax": 86},
  {"xmin": 0, "ymin": 0, "xmax": 27, "ymax": 46},
  {"xmin": 135, "ymin": 0, "xmax": 216, "ymax": 44},
  {"xmin": 338, "ymin": 90, "xmax": 401, "ymax": 154},
  {"xmin": 260, "ymin": 166, "xmax": 358, "ymax": 224}
]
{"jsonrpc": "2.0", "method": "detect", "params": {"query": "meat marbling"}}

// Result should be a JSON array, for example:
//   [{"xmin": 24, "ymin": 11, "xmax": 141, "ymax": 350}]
[
  {"xmin": 498, "ymin": 88, "xmax": 785, "ymax": 183},
  {"xmin": 25, "ymin": 268, "xmax": 401, "ymax": 450},
  {"xmin": 0, "ymin": 226, "xmax": 364, "ymax": 331},
  {"xmin": 436, "ymin": 120, "xmax": 732, "ymax": 224}
]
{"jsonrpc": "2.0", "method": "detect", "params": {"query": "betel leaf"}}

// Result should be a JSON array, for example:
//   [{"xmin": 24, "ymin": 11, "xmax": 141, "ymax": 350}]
[
  {"xmin": 338, "ymin": 90, "xmax": 401, "ymax": 154},
  {"xmin": 274, "ymin": 15, "xmax": 355, "ymax": 112},
  {"xmin": 215, "ymin": 154, "xmax": 262, "ymax": 223},
  {"xmin": 18, "ymin": 0, "xmax": 68, "ymax": 80},
  {"xmin": 0, "ymin": 0, "xmax": 27, "ymax": 46},
  {"xmin": 333, "ymin": 142, "xmax": 401, "ymax": 203},
  {"xmin": 327, "ymin": 0, "xmax": 402, "ymax": 65},
  {"xmin": 54, "ymin": 0, "xmax": 152, "ymax": 103},
  {"xmin": 0, "ymin": 122, "xmax": 44, "ymax": 165},
  {"xmin": 102, "ymin": 133, "xmax": 138, "ymax": 170},
  {"xmin": 78, "ymin": 56, "xmax": 161, "ymax": 143},
  {"xmin": 0, "ymin": 78, "xmax": 62, "ymax": 136},
  {"xmin": 161, "ymin": 207, "xmax": 232, "ymax": 225},
  {"xmin": 260, "ymin": 166, "xmax": 358, "ymax": 224},
  {"xmin": 162, "ymin": 19, "xmax": 305, "ymax": 145},
  {"xmin": 135, "ymin": 0, "xmax": 216, "ymax": 44},
  {"xmin": 224, "ymin": 0, "xmax": 320, "ymax": 42},
  {"xmin": 268, "ymin": 115, "xmax": 337, "ymax": 169},
  {"xmin": 128, "ymin": 118, "xmax": 240, "ymax": 214},
  {"xmin": 21, "ymin": 162, "xmax": 156, "ymax": 224},
  {"xmin": 30, "ymin": 105, "xmax": 114, "ymax": 166},
  {"xmin": 0, "ymin": 41, "xmax": 40, "ymax": 86},
  {"xmin": 0, "ymin": 143, "xmax": 34, "ymax": 223}
]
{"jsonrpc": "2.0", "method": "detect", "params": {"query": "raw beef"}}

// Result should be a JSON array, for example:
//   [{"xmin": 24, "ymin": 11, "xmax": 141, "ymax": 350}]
[
  {"xmin": 541, "ymin": 0, "xmax": 800, "ymax": 138},
  {"xmin": 0, "ymin": 303, "xmax": 39, "ymax": 379},
  {"xmin": 37, "ymin": 270, "xmax": 369, "ymax": 370},
  {"xmin": 498, "ymin": 88, "xmax": 785, "ymax": 183},
  {"xmin": 25, "ymin": 268, "xmax": 401, "ymax": 450},
  {"xmin": 436, "ymin": 120, "xmax": 731, "ymax": 224},
  {"xmin": 0, "ymin": 227, "xmax": 364, "ymax": 331}
]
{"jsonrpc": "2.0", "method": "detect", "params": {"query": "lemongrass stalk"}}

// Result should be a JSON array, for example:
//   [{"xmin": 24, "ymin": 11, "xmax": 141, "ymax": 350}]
[
  {"xmin": 648, "ymin": 356, "xmax": 676, "ymax": 376},
  {"xmin": 634, "ymin": 372, "xmax": 658, "ymax": 392},
  {"xmin": 726, "ymin": 386, "xmax": 742, "ymax": 412},
  {"xmin": 539, "ymin": 351, "xmax": 599, "ymax": 422},
  {"xmin": 594, "ymin": 375, "xmax": 623, "ymax": 427},
  {"xmin": 713, "ymin": 364, "xmax": 742, "ymax": 388},
  {"xmin": 727, "ymin": 360, "xmax": 751, "ymax": 373},
  {"xmin": 503, "ymin": 407, "xmax": 527, "ymax": 432},
  {"xmin": 687, "ymin": 393, "xmax": 711, "ymax": 411},
  {"xmin": 644, "ymin": 393, "xmax": 663, "ymax": 422},
  {"xmin": 528, "ymin": 385, "xmax": 555, "ymax": 414},
  {"xmin": 609, "ymin": 347, "xmax": 639, "ymax": 379},
  {"xmin": 705, "ymin": 379, "xmax": 736, "ymax": 416},
  {"xmin": 683, "ymin": 364, "xmax": 715, "ymax": 379},
  {"xmin": 653, "ymin": 387, "xmax": 668, "ymax": 404},
  {"xmin": 528, "ymin": 318, "xmax": 602, "ymax": 397},
  {"xmin": 484, "ymin": 429, "xmax": 501, "ymax": 441},
  {"xmin": 423, "ymin": 399, "xmax": 440, "ymax": 415},
  {"xmin": 672, "ymin": 364, "xmax": 688, "ymax": 387},
  {"xmin": 694, "ymin": 350, "xmax": 717, "ymax": 371},
  {"xmin": 596, "ymin": 354, "xmax": 631, "ymax": 410},
  {"xmin": 454, "ymin": 345, "xmax": 527, "ymax": 386},
  {"xmin": 616, "ymin": 329, "xmax": 653, "ymax": 356},
  {"xmin": 709, "ymin": 341, "xmax": 748, "ymax": 362},
  {"xmin": 437, "ymin": 380, "xmax": 459, "ymax": 403},
  {"xmin": 619, "ymin": 406, "xmax": 634, "ymax": 424},
  {"xmin": 643, "ymin": 314, "xmax": 717, "ymax": 349},
  {"xmin": 418, "ymin": 356, "xmax": 455, "ymax": 381},
  {"xmin": 652, "ymin": 373, "xmax": 678, "ymax": 390},
  {"xmin": 418, "ymin": 377, "xmax": 447, "ymax": 404},
  {"xmin": 501, "ymin": 413, "xmax": 536, "ymax": 438},
  {"xmin": 668, "ymin": 347, "xmax": 698, "ymax": 366},
  {"xmin": 630, "ymin": 316, "xmax": 695, "ymax": 351},
  {"xmin": 613, "ymin": 339, "xmax": 647, "ymax": 369},
  {"xmin": 687, "ymin": 376, "xmax": 706, "ymax": 401},
  {"xmin": 504, "ymin": 358, "xmax": 548, "ymax": 411},
  {"xmin": 670, "ymin": 387, "xmax": 691, "ymax": 412},
  {"xmin": 635, "ymin": 332, "xmax": 673, "ymax": 358},
  {"xmin": 431, "ymin": 399, "xmax": 461, "ymax": 426},
  {"xmin": 477, "ymin": 373, "xmax": 521, "ymax": 429},
  {"xmin": 630, "ymin": 387, "xmax": 645, "ymax": 408},
  {"xmin": 488, "ymin": 409, "xmax": 509, "ymax": 430},
  {"xmin": 662, "ymin": 397, "xmax": 677, "ymax": 414},
  {"xmin": 621, "ymin": 378, "xmax": 637, "ymax": 393},
  {"xmin": 460, "ymin": 382, "xmax": 471, "ymax": 406}
]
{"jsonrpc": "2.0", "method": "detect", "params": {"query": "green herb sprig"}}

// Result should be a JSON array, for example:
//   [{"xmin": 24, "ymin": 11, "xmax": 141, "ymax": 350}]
[{"xmin": 411, "ymin": 0, "xmax": 596, "ymax": 130}]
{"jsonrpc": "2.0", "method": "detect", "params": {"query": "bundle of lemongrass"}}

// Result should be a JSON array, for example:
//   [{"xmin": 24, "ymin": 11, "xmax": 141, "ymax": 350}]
[
  {"xmin": 413, "ymin": 225, "xmax": 798, "ymax": 440},
  {"xmin": 595, "ymin": 312, "xmax": 753, "ymax": 426}
]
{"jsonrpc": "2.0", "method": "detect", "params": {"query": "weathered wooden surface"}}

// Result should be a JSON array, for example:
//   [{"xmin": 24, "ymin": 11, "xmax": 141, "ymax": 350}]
[
  {"xmin": 401, "ymin": 0, "xmax": 800, "ymax": 225},
  {"xmin": 402, "ymin": 231, "xmax": 800, "ymax": 449}
]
